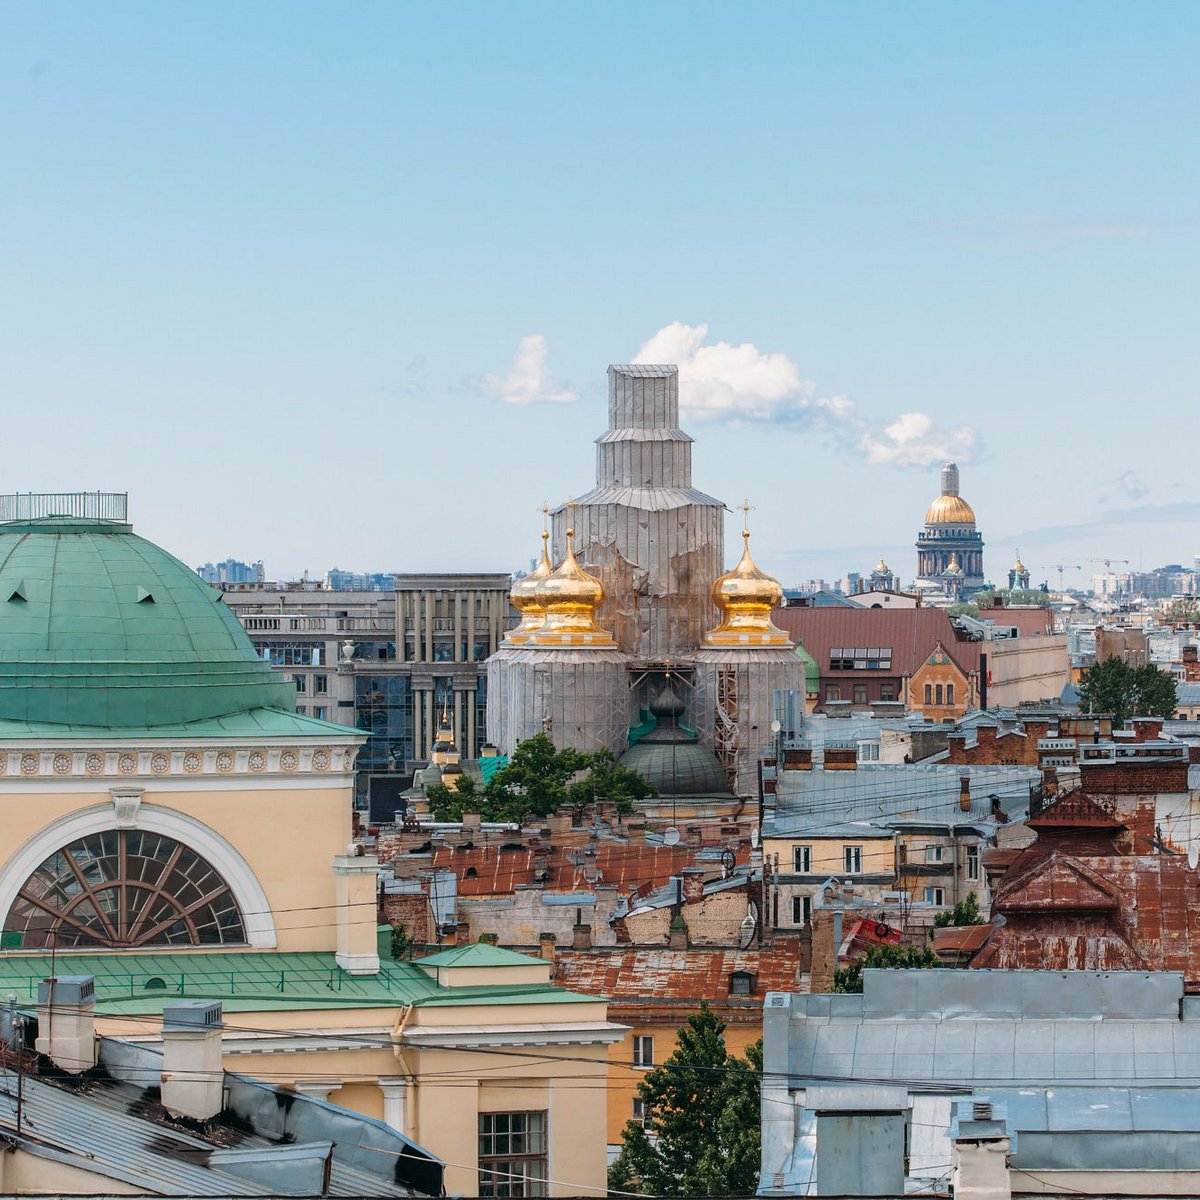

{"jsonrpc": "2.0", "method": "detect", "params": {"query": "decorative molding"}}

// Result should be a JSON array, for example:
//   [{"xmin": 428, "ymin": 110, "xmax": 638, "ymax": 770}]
[
  {"xmin": 0, "ymin": 741, "xmax": 360, "ymax": 783},
  {"xmin": 110, "ymin": 786, "xmax": 144, "ymax": 829},
  {"xmin": 398, "ymin": 1022, "xmax": 628, "ymax": 1049}
]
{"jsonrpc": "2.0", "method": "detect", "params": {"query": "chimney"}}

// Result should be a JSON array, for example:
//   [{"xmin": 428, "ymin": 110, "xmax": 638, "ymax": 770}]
[
  {"xmin": 1132, "ymin": 717, "xmax": 1163, "ymax": 743},
  {"xmin": 538, "ymin": 932, "xmax": 557, "ymax": 962},
  {"xmin": 572, "ymin": 922, "xmax": 592, "ymax": 949},
  {"xmin": 681, "ymin": 867, "xmax": 705, "ymax": 905},
  {"xmin": 35, "ymin": 975, "xmax": 96, "ymax": 1074},
  {"xmin": 959, "ymin": 774, "xmax": 971, "ymax": 812},
  {"xmin": 668, "ymin": 917, "xmax": 689, "ymax": 950},
  {"xmin": 1184, "ymin": 644, "xmax": 1198, "ymax": 665},
  {"xmin": 160, "ymin": 1000, "xmax": 225, "ymax": 1122},
  {"xmin": 332, "ymin": 852, "xmax": 381, "ymax": 975},
  {"xmin": 951, "ymin": 1099, "xmax": 1013, "ymax": 1200}
]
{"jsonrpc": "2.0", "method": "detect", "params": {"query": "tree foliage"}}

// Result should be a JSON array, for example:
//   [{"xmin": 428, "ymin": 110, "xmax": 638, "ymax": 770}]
[
  {"xmin": 608, "ymin": 1004, "xmax": 761, "ymax": 1197},
  {"xmin": 1164, "ymin": 598, "xmax": 1200, "ymax": 625},
  {"xmin": 1077, "ymin": 656, "xmax": 1178, "ymax": 724},
  {"xmin": 932, "ymin": 891, "xmax": 984, "ymax": 929},
  {"xmin": 424, "ymin": 733, "xmax": 655, "ymax": 823},
  {"xmin": 832, "ymin": 943, "xmax": 942, "ymax": 994}
]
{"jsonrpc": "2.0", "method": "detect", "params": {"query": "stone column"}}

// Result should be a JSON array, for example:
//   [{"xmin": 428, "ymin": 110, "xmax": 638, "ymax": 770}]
[
  {"xmin": 294, "ymin": 1079, "xmax": 340, "ymax": 1102},
  {"xmin": 379, "ymin": 1076, "xmax": 410, "ymax": 1135}
]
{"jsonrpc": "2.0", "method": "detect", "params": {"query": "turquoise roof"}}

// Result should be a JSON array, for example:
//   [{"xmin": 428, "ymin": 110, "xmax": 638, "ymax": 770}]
[
  {"xmin": 415, "ymin": 942, "xmax": 547, "ymax": 969},
  {"xmin": 0, "ymin": 516, "xmax": 296, "ymax": 729},
  {"xmin": 0, "ymin": 949, "xmax": 597, "ymax": 1014},
  {"xmin": 0, "ymin": 706, "xmax": 358, "ymax": 741}
]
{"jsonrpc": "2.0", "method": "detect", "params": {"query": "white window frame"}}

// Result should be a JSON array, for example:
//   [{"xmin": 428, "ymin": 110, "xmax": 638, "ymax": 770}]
[
  {"xmin": 793, "ymin": 845, "xmax": 812, "ymax": 873},
  {"xmin": 844, "ymin": 845, "xmax": 863, "ymax": 875},
  {"xmin": 966, "ymin": 845, "xmax": 980, "ymax": 880},
  {"xmin": 925, "ymin": 845, "xmax": 944, "ymax": 864},
  {"xmin": 925, "ymin": 886, "xmax": 946, "ymax": 906},
  {"xmin": 632, "ymin": 1035, "xmax": 654, "ymax": 1068}
]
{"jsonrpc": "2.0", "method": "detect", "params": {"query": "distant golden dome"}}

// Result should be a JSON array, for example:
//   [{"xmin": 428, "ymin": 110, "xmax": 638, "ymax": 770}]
[
  {"xmin": 874, "ymin": 557, "xmax": 890, "ymax": 575},
  {"xmin": 503, "ymin": 531, "xmax": 553, "ymax": 645},
  {"xmin": 924, "ymin": 493, "xmax": 977, "ymax": 526},
  {"xmin": 703, "ymin": 530, "xmax": 791, "ymax": 648},
  {"xmin": 529, "ymin": 525, "xmax": 616, "ymax": 647},
  {"xmin": 1012, "ymin": 550, "xmax": 1026, "ymax": 572},
  {"xmin": 944, "ymin": 553, "xmax": 964, "ymax": 577}
]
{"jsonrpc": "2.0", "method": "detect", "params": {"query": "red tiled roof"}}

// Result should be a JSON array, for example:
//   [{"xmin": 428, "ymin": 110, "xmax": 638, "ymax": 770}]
[
  {"xmin": 553, "ymin": 940, "xmax": 806, "ymax": 1001},
  {"xmin": 773, "ymin": 607, "xmax": 980, "ymax": 676}
]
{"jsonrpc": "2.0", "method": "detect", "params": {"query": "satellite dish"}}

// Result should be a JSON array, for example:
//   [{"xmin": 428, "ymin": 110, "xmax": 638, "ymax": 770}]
[
  {"xmin": 1189, "ymin": 843, "xmax": 1198, "ymax": 870},
  {"xmin": 663, "ymin": 827, "xmax": 680, "ymax": 846},
  {"xmin": 770, "ymin": 719, "xmax": 782, "ymax": 734},
  {"xmin": 751, "ymin": 827, "xmax": 761, "ymax": 849}
]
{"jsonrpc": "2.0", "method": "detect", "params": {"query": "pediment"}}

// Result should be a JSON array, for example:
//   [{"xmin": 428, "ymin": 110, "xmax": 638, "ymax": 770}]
[{"xmin": 994, "ymin": 851, "xmax": 1122, "ymax": 914}]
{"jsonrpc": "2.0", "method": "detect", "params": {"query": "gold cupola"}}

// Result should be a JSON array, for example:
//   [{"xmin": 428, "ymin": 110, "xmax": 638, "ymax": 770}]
[
  {"xmin": 503, "ymin": 529, "xmax": 554, "ymax": 646},
  {"xmin": 703, "ymin": 526, "xmax": 791, "ymax": 648},
  {"xmin": 529, "ymin": 521, "xmax": 616, "ymax": 647},
  {"xmin": 874, "ymin": 556, "xmax": 890, "ymax": 575}
]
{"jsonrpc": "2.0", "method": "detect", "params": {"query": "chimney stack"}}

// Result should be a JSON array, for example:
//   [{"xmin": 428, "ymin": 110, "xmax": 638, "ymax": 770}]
[
  {"xmin": 161, "ymin": 1000, "xmax": 225, "ymax": 1122},
  {"xmin": 35, "ymin": 975, "xmax": 96, "ymax": 1074},
  {"xmin": 681, "ymin": 867, "xmax": 706, "ymax": 904},
  {"xmin": 538, "ymin": 932, "xmax": 557, "ymax": 962},
  {"xmin": 959, "ymin": 774, "xmax": 972, "ymax": 812}
]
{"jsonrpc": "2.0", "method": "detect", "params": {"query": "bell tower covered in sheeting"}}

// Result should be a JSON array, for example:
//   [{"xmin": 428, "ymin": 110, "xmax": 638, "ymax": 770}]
[{"xmin": 551, "ymin": 365, "xmax": 725, "ymax": 662}]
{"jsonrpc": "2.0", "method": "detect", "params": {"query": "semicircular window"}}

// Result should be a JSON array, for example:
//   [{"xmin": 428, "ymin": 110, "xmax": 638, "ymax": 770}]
[{"xmin": 3, "ymin": 830, "xmax": 246, "ymax": 950}]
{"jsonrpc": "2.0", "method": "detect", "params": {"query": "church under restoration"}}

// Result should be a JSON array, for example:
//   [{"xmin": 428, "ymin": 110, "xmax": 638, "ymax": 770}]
[{"xmin": 486, "ymin": 363, "xmax": 804, "ymax": 798}]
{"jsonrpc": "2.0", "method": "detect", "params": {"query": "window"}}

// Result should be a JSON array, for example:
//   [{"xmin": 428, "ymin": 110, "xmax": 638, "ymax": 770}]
[
  {"xmin": 478, "ymin": 1111, "xmax": 547, "ymax": 1198},
  {"xmin": 793, "ymin": 845, "xmax": 812, "ymax": 873},
  {"xmin": 829, "ymin": 647, "xmax": 893, "ymax": 670},
  {"xmin": 632, "ymin": 1097, "xmax": 649, "ymax": 1127},
  {"xmin": 853, "ymin": 684, "xmax": 867, "ymax": 705},
  {"xmin": 791, "ymin": 894, "xmax": 812, "ymax": 924},
  {"xmin": 858, "ymin": 741, "xmax": 880, "ymax": 762},
  {"xmin": 880, "ymin": 682, "xmax": 896, "ymax": 702},
  {"xmin": 729, "ymin": 971, "xmax": 755, "ymax": 996},
  {"xmin": 935, "ymin": 684, "xmax": 944, "ymax": 705},
  {"xmin": 925, "ymin": 845, "xmax": 944, "ymax": 864},
  {"xmin": 293, "ymin": 674, "xmax": 307, "ymax": 693},
  {"xmin": 924, "ymin": 683, "xmax": 933, "ymax": 705},
  {"xmin": 925, "ymin": 887, "xmax": 945, "ymax": 906},
  {"xmin": 2, "ymin": 830, "xmax": 246, "ymax": 949},
  {"xmin": 314, "ymin": 674, "xmax": 328, "ymax": 694},
  {"xmin": 966, "ymin": 846, "xmax": 980, "ymax": 881},
  {"xmin": 255, "ymin": 641, "xmax": 322, "ymax": 666},
  {"xmin": 632, "ymin": 1035, "xmax": 654, "ymax": 1068},
  {"xmin": 824, "ymin": 684, "xmax": 841, "ymax": 703},
  {"xmin": 946, "ymin": 683, "xmax": 955, "ymax": 705},
  {"xmin": 313, "ymin": 706, "xmax": 327, "ymax": 721},
  {"xmin": 843, "ymin": 845, "xmax": 863, "ymax": 874}
]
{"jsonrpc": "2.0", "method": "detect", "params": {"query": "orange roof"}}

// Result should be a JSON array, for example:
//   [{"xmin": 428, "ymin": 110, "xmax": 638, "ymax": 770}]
[
  {"xmin": 932, "ymin": 924, "xmax": 994, "ymax": 954},
  {"xmin": 553, "ymin": 940, "xmax": 806, "ymax": 1002}
]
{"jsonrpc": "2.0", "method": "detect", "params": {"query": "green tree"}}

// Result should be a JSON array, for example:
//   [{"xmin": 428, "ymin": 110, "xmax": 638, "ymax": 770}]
[
  {"xmin": 832, "ymin": 943, "xmax": 941, "ymax": 994},
  {"xmin": 424, "ymin": 734, "xmax": 657, "ymax": 824},
  {"xmin": 608, "ymin": 1004, "xmax": 761, "ymax": 1197},
  {"xmin": 947, "ymin": 601, "xmax": 980, "ymax": 619},
  {"xmin": 1078, "ymin": 656, "xmax": 1178, "ymax": 724},
  {"xmin": 932, "ymin": 891, "xmax": 984, "ymax": 929},
  {"xmin": 1164, "ymin": 598, "xmax": 1200, "ymax": 624}
]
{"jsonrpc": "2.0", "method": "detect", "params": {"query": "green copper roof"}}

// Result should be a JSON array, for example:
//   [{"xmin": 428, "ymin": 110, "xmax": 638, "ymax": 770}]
[
  {"xmin": 0, "ymin": 949, "xmax": 597, "ymax": 1014},
  {"xmin": 415, "ymin": 943, "xmax": 547, "ymax": 969},
  {"xmin": 0, "ymin": 707, "xmax": 358, "ymax": 741},
  {"xmin": 0, "ymin": 516, "xmax": 295, "ymax": 729}
]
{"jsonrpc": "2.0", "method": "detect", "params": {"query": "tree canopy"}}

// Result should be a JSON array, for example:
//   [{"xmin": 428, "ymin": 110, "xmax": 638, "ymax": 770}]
[
  {"xmin": 932, "ymin": 890, "xmax": 984, "ymax": 929},
  {"xmin": 608, "ymin": 1003, "xmax": 761, "ymax": 1197},
  {"xmin": 424, "ymin": 733, "xmax": 656, "ymax": 823},
  {"xmin": 1164, "ymin": 598, "xmax": 1200, "ymax": 625},
  {"xmin": 1077, "ymin": 656, "xmax": 1178, "ymax": 724},
  {"xmin": 832, "ymin": 943, "xmax": 941, "ymax": 993}
]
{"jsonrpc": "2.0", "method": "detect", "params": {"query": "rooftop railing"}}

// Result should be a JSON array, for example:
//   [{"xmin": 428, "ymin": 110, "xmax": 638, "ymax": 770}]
[{"xmin": 0, "ymin": 491, "xmax": 129, "ymax": 522}]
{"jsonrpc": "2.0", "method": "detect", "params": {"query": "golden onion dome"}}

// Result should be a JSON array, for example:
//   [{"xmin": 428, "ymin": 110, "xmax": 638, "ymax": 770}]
[
  {"xmin": 503, "ymin": 531, "xmax": 553, "ymax": 645},
  {"xmin": 873, "ymin": 556, "xmax": 890, "ymax": 575},
  {"xmin": 944, "ymin": 553, "xmax": 964, "ymax": 577},
  {"xmin": 1012, "ymin": 550, "xmax": 1026, "ymax": 572},
  {"xmin": 703, "ymin": 529, "xmax": 791, "ymax": 648},
  {"xmin": 924, "ymin": 493, "xmax": 977, "ymax": 526},
  {"xmin": 529, "ymin": 525, "xmax": 616, "ymax": 648}
]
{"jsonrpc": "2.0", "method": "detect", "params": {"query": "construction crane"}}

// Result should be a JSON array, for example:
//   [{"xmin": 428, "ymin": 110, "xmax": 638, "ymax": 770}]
[
  {"xmin": 1089, "ymin": 557, "xmax": 1130, "ymax": 570},
  {"xmin": 1039, "ymin": 563, "xmax": 1081, "ymax": 591}
]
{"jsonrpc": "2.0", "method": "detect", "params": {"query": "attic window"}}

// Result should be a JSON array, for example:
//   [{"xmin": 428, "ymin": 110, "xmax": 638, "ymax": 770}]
[
  {"xmin": 729, "ymin": 971, "xmax": 755, "ymax": 996},
  {"xmin": 7, "ymin": 581, "xmax": 27, "ymax": 603},
  {"xmin": 136, "ymin": 587, "xmax": 155, "ymax": 604},
  {"xmin": 465, "ymin": 866, "xmax": 478, "ymax": 879}
]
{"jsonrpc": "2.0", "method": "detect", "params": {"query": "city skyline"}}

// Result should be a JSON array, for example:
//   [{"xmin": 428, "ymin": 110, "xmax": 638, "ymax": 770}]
[{"xmin": 3, "ymin": 3, "xmax": 1197, "ymax": 580}]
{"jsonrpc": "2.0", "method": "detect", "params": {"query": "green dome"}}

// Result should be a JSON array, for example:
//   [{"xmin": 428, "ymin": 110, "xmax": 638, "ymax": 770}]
[{"xmin": 0, "ymin": 516, "xmax": 296, "ymax": 729}]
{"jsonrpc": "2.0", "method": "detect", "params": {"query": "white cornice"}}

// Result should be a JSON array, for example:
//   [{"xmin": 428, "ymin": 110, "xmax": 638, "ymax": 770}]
[{"xmin": 400, "ymin": 1021, "xmax": 628, "ymax": 1049}]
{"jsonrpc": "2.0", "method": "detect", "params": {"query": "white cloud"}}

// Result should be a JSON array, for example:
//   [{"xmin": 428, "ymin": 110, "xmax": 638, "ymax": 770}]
[
  {"xmin": 860, "ymin": 411, "xmax": 976, "ymax": 468},
  {"xmin": 633, "ymin": 321, "xmax": 826, "ymax": 423},
  {"xmin": 484, "ymin": 334, "xmax": 577, "ymax": 406},
  {"xmin": 632, "ymin": 321, "xmax": 977, "ymax": 469}
]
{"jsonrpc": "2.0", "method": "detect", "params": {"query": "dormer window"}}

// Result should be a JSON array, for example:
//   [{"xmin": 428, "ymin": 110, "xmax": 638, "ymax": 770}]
[{"xmin": 729, "ymin": 970, "xmax": 755, "ymax": 996}]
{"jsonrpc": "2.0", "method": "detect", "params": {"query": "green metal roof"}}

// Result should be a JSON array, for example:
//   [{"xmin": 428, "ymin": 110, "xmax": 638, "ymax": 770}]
[
  {"xmin": 0, "ymin": 517, "xmax": 296, "ymax": 728},
  {"xmin": 477, "ymin": 754, "xmax": 509, "ymax": 783},
  {"xmin": 0, "ymin": 949, "xmax": 596, "ymax": 1014},
  {"xmin": 0, "ymin": 706, "xmax": 360, "ymax": 741},
  {"xmin": 415, "ymin": 943, "xmax": 547, "ymax": 969}
]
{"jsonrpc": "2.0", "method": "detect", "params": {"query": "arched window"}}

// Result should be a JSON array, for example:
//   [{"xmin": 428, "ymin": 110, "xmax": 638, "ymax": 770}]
[
  {"xmin": 2, "ymin": 830, "xmax": 246, "ymax": 950},
  {"xmin": 935, "ymin": 684, "xmax": 944, "ymax": 705},
  {"xmin": 924, "ymin": 684, "xmax": 933, "ymax": 705},
  {"xmin": 947, "ymin": 683, "xmax": 955, "ymax": 705}
]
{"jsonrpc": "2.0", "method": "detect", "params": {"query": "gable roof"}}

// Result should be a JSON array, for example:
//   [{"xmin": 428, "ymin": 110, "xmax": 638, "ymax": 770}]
[{"xmin": 773, "ymin": 607, "xmax": 980, "ymax": 676}]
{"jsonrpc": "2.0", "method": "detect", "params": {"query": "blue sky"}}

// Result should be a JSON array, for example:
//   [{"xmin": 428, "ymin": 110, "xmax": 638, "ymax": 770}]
[{"xmin": 3, "ymin": 2, "xmax": 1197, "ymax": 587}]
